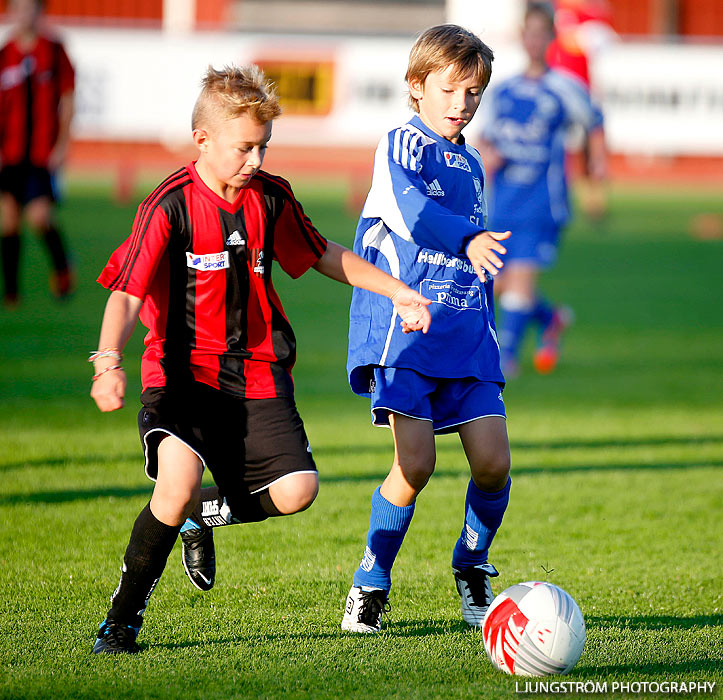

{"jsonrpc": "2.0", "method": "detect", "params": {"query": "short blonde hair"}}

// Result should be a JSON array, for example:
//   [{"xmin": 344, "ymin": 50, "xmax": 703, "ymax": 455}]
[
  {"xmin": 405, "ymin": 24, "xmax": 494, "ymax": 113},
  {"xmin": 192, "ymin": 64, "xmax": 282, "ymax": 130}
]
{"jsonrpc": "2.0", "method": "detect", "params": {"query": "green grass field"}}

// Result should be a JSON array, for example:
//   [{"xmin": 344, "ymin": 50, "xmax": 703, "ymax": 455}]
[{"xmin": 0, "ymin": 177, "xmax": 721, "ymax": 699}]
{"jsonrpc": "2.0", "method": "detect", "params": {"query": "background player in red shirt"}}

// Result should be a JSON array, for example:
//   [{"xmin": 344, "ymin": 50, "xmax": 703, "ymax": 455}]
[
  {"xmin": 546, "ymin": 0, "xmax": 613, "ymax": 221},
  {"xmin": 0, "ymin": 0, "xmax": 75, "ymax": 307},
  {"xmin": 89, "ymin": 64, "xmax": 432, "ymax": 654}
]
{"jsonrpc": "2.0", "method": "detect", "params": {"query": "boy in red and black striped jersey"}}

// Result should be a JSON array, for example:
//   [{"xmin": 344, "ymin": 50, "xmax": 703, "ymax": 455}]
[
  {"xmin": 0, "ymin": 0, "xmax": 75, "ymax": 306},
  {"xmin": 89, "ymin": 64, "xmax": 431, "ymax": 654}
]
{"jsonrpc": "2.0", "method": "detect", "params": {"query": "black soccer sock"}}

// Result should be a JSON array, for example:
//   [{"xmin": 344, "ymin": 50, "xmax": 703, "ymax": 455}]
[
  {"xmin": 1, "ymin": 234, "xmax": 21, "ymax": 299},
  {"xmin": 41, "ymin": 225, "xmax": 69, "ymax": 273},
  {"xmin": 106, "ymin": 503, "xmax": 181, "ymax": 628},
  {"xmin": 187, "ymin": 485, "xmax": 282, "ymax": 528}
]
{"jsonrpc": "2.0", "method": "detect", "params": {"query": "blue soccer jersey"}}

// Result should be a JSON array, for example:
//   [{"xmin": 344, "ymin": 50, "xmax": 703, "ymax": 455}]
[
  {"xmin": 347, "ymin": 115, "xmax": 504, "ymax": 396},
  {"xmin": 481, "ymin": 69, "xmax": 603, "ymax": 234}
]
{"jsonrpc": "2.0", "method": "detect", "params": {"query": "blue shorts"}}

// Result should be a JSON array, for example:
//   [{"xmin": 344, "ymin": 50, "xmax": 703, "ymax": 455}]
[
  {"xmin": 501, "ymin": 223, "xmax": 561, "ymax": 268},
  {"xmin": 370, "ymin": 367, "xmax": 505, "ymax": 434}
]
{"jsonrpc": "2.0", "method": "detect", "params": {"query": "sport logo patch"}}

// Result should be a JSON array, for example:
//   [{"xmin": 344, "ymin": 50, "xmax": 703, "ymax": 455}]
[
  {"xmin": 421, "ymin": 279, "xmax": 482, "ymax": 311},
  {"xmin": 186, "ymin": 251, "xmax": 229, "ymax": 271},
  {"xmin": 444, "ymin": 152, "xmax": 471, "ymax": 172}
]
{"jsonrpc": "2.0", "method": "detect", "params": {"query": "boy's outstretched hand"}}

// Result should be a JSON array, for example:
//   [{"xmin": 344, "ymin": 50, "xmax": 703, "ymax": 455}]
[
  {"xmin": 466, "ymin": 229, "xmax": 511, "ymax": 282},
  {"xmin": 390, "ymin": 286, "xmax": 432, "ymax": 334}
]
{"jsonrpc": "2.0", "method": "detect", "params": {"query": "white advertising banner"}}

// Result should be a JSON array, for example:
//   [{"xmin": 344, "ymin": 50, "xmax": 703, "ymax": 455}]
[
  {"xmin": 591, "ymin": 42, "xmax": 723, "ymax": 156},
  {"xmin": 3, "ymin": 25, "xmax": 721, "ymax": 155},
  {"xmin": 61, "ymin": 27, "xmax": 413, "ymax": 148}
]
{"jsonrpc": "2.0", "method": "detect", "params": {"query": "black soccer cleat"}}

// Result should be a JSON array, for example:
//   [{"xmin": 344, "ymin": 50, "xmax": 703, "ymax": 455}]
[
  {"xmin": 453, "ymin": 562, "xmax": 499, "ymax": 627},
  {"xmin": 181, "ymin": 527, "xmax": 216, "ymax": 591},
  {"xmin": 92, "ymin": 619, "xmax": 140, "ymax": 655}
]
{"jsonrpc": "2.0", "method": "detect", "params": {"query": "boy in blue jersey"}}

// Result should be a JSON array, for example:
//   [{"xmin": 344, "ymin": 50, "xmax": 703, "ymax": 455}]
[
  {"xmin": 478, "ymin": 2, "xmax": 606, "ymax": 377},
  {"xmin": 342, "ymin": 24, "xmax": 512, "ymax": 633}
]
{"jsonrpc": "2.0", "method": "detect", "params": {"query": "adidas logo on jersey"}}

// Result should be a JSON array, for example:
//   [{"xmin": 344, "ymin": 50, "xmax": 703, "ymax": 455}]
[
  {"xmin": 226, "ymin": 230, "xmax": 245, "ymax": 246},
  {"xmin": 426, "ymin": 179, "xmax": 445, "ymax": 197}
]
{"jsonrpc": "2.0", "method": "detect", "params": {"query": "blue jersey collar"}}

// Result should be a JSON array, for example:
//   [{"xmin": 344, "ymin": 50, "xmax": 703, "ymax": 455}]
[{"xmin": 408, "ymin": 114, "xmax": 467, "ymax": 149}]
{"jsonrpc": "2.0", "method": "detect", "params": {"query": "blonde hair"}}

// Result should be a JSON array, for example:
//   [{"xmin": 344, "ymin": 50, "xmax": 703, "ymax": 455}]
[
  {"xmin": 405, "ymin": 24, "xmax": 494, "ymax": 113},
  {"xmin": 192, "ymin": 64, "xmax": 282, "ymax": 130}
]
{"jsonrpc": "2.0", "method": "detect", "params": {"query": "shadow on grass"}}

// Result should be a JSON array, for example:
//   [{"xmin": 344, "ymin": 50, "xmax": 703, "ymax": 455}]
[
  {"xmin": 314, "ymin": 434, "xmax": 723, "ymax": 458},
  {"xmin": 319, "ymin": 459, "xmax": 723, "ymax": 484},
  {"xmin": 3, "ymin": 435, "xmax": 720, "ymax": 475},
  {"xmin": 0, "ymin": 453, "xmax": 139, "ymax": 473},
  {"xmin": 383, "ymin": 618, "xmax": 470, "ymax": 636},
  {"xmin": 587, "ymin": 614, "xmax": 722, "ymax": 631},
  {"xmin": 511, "ymin": 434, "xmax": 723, "ymax": 451},
  {"xmin": 134, "ymin": 616, "xmax": 722, "ymax": 666},
  {"xmin": 1, "ymin": 460, "xmax": 720, "ymax": 505},
  {"xmin": 0, "ymin": 485, "xmax": 151, "ymax": 505},
  {"xmin": 151, "ymin": 618, "xmax": 468, "ymax": 651}
]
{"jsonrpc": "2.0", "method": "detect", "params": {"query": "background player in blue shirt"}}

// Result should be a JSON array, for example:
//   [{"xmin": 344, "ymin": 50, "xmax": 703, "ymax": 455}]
[
  {"xmin": 342, "ymin": 24, "xmax": 512, "ymax": 633},
  {"xmin": 478, "ymin": 2, "xmax": 606, "ymax": 377}
]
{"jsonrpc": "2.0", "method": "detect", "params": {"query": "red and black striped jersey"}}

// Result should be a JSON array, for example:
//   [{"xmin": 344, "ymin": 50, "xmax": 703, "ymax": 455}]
[
  {"xmin": 0, "ymin": 33, "xmax": 74, "ymax": 167},
  {"xmin": 98, "ymin": 163, "xmax": 328, "ymax": 399}
]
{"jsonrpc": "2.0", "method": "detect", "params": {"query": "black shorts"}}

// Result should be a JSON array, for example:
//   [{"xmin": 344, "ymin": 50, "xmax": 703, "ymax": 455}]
[
  {"xmin": 0, "ymin": 162, "xmax": 56, "ymax": 205},
  {"xmin": 138, "ymin": 382, "xmax": 317, "ymax": 496}
]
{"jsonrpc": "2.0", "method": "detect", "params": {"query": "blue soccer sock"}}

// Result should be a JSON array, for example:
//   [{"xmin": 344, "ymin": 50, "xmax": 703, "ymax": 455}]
[
  {"xmin": 452, "ymin": 477, "xmax": 511, "ymax": 571},
  {"xmin": 532, "ymin": 295, "xmax": 554, "ymax": 331},
  {"xmin": 352, "ymin": 486, "xmax": 415, "ymax": 592},
  {"xmin": 499, "ymin": 293, "xmax": 534, "ymax": 364}
]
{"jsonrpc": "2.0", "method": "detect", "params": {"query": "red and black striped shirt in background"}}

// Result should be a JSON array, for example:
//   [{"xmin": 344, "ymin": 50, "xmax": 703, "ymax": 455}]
[
  {"xmin": 98, "ymin": 163, "xmax": 329, "ymax": 399},
  {"xmin": 0, "ymin": 34, "xmax": 74, "ymax": 167}
]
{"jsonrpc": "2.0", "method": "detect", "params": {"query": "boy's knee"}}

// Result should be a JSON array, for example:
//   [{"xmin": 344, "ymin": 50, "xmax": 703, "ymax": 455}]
[
  {"xmin": 269, "ymin": 473, "xmax": 319, "ymax": 515},
  {"xmin": 150, "ymin": 485, "xmax": 199, "ymax": 526},
  {"xmin": 23, "ymin": 199, "xmax": 53, "ymax": 232},
  {"xmin": 397, "ymin": 455, "xmax": 435, "ymax": 492},
  {"xmin": 170, "ymin": 487, "xmax": 199, "ymax": 515},
  {"xmin": 281, "ymin": 487, "xmax": 318, "ymax": 514},
  {"xmin": 25, "ymin": 211, "xmax": 51, "ymax": 233},
  {"xmin": 0, "ymin": 199, "xmax": 21, "ymax": 231},
  {"xmin": 471, "ymin": 450, "xmax": 510, "ymax": 492}
]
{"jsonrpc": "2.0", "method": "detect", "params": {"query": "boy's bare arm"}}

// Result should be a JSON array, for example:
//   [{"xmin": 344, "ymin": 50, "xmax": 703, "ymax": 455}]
[
  {"xmin": 465, "ymin": 229, "xmax": 511, "ymax": 283},
  {"xmin": 586, "ymin": 127, "xmax": 607, "ymax": 181},
  {"xmin": 90, "ymin": 290, "xmax": 144, "ymax": 412},
  {"xmin": 313, "ymin": 241, "xmax": 431, "ymax": 334},
  {"xmin": 48, "ymin": 92, "xmax": 74, "ymax": 172}
]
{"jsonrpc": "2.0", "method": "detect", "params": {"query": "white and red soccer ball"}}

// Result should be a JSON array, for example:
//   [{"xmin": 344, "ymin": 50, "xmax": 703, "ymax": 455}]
[{"xmin": 482, "ymin": 581, "xmax": 586, "ymax": 676}]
